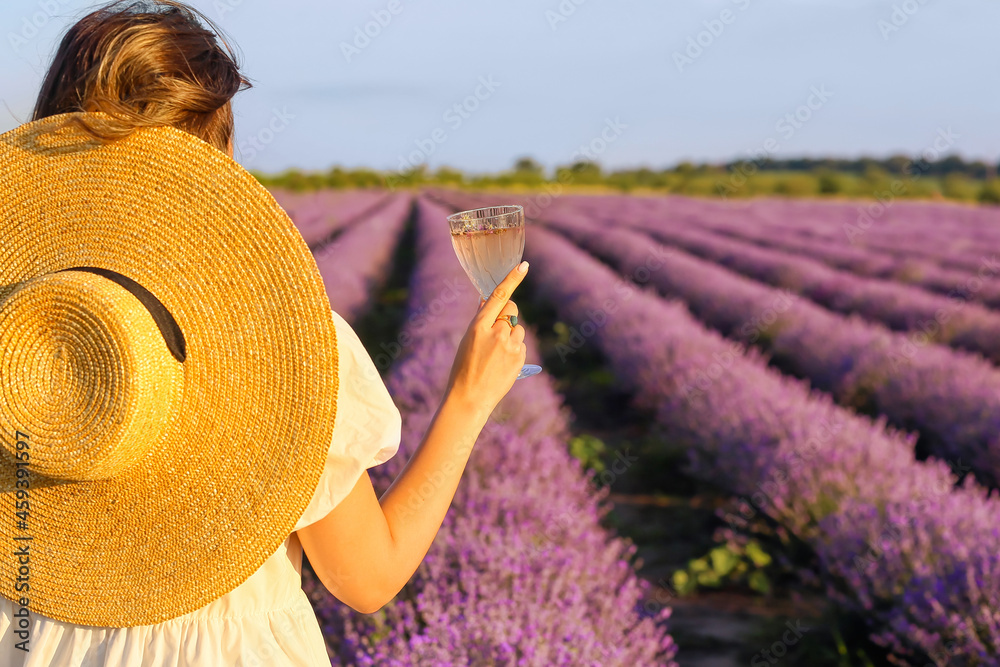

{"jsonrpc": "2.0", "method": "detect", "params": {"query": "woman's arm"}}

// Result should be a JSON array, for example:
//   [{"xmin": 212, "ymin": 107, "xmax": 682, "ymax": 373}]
[
  {"xmin": 296, "ymin": 392, "xmax": 491, "ymax": 613},
  {"xmin": 296, "ymin": 262, "xmax": 528, "ymax": 614}
]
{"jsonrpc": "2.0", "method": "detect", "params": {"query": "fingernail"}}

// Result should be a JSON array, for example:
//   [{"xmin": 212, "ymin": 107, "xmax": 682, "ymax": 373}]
[{"xmin": 517, "ymin": 261, "xmax": 529, "ymax": 273}]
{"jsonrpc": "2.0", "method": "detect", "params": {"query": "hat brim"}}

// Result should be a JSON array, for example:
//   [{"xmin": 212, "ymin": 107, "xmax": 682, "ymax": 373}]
[{"xmin": 0, "ymin": 112, "xmax": 339, "ymax": 626}]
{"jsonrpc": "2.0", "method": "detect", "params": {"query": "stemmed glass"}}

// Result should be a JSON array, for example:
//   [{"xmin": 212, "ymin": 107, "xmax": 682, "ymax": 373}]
[{"xmin": 447, "ymin": 205, "xmax": 543, "ymax": 380}]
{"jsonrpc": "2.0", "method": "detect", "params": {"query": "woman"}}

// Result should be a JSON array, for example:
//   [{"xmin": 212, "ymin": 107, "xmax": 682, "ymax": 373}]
[{"xmin": 0, "ymin": 0, "xmax": 527, "ymax": 663}]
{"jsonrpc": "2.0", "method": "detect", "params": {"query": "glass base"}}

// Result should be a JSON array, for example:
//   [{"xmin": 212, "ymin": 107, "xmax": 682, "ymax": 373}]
[{"xmin": 516, "ymin": 364, "xmax": 543, "ymax": 380}]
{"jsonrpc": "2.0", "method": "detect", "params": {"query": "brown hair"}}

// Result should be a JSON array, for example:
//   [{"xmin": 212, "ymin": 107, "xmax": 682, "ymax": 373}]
[{"xmin": 32, "ymin": 0, "xmax": 251, "ymax": 153}]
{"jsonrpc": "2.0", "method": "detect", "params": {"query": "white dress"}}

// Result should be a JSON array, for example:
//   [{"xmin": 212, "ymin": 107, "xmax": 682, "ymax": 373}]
[{"xmin": 0, "ymin": 310, "xmax": 402, "ymax": 666}]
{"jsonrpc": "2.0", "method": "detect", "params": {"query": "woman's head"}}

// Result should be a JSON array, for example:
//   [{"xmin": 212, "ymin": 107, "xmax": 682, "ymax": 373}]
[{"xmin": 32, "ymin": 0, "xmax": 251, "ymax": 155}]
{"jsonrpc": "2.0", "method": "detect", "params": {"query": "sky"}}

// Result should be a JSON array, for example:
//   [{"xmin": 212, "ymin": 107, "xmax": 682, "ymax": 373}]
[{"xmin": 2, "ymin": 0, "xmax": 998, "ymax": 175}]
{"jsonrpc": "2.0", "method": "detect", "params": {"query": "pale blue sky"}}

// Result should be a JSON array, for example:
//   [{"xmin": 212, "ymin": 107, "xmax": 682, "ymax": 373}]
[{"xmin": 2, "ymin": 0, "xmax": 998, "ymax": 174}]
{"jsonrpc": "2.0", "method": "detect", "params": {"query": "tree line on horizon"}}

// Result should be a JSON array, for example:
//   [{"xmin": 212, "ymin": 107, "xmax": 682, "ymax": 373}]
[{"xmin": 252, "ymin": 154, "xmax": 1000, "ymax": 205}]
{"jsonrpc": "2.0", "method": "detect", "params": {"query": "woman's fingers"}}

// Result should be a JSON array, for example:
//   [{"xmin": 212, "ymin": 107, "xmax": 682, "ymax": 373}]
[
  {"xmin": 448, "ymin": 264, "xmax": 531, "ymax": 410},
  {"xmin": 491, "ymin": 301, "xmax": 521, "ymax": 338},
  {"xmin": 482, "ymin": 298, "xmax": 520, "ymax": 323},
  {"xmin": 477, "ymin": 262, "xmax": 528, "ymax": 326},
  {"xmin": 510, "ymin": 323, "xmax": 526, "ymax": 346},
  {"xmin": 497, "ymin": 300, "xmax": 518, "ymax": 319}
]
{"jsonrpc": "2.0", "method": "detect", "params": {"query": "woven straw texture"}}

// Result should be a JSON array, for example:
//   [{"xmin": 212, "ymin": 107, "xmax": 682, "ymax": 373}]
[{"xmin": 0, "ymin": 112, "xmax": 339, "ymax": 627}]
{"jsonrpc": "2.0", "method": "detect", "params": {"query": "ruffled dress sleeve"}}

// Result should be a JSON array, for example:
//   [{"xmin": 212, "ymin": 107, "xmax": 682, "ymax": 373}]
[{"xmin": 293, "ymin": 309, "xmax": 401, "ymax": 531}]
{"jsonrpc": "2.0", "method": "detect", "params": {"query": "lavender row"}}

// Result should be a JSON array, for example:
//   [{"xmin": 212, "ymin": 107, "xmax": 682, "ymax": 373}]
[
  {"xmin": 545, "ymin": 213, "xmax": 1000, "ymax": 488},
  {"xmin": 748, "ymin": 210, "xmax": 993, "ymax": 278},
  {"xmin": 310, "ymin": 194, "xmax": 412, "ymax": 324},
  {"xmin": 706, "ymin": 217, "xmax": 1000, "ymax": 309},
  {"xmin": 746, "ymin": 197, "xmax": 1000, "ymax": 269},
  {"xmin": 547, "ymin": 193, "xmax": 1000, "ymax": 308},
  {"xmin": 434, "ymin": 192, "xmax": 1000, "ymax": 311},
  {"xmin": 269, "ymin": 188, "xmax": 389, "ymax": 247},
  {"xmin": 655, "ymin": 193, "xmax": 1000, "ymax": 261},
  {"xmin": 525, "ymin": 224, "xmax": 1000, "ymax": 665},
  {"xmin": 306, "ymin": 196, "xmax": 676, "ymax": 666},
  {"xmin": 614, "ymin": 214, "xmax": 1000, "ymax": 364},
  {"xmin": 658, "ymin": 195, "xmax": 1000, "ymax": 281}
]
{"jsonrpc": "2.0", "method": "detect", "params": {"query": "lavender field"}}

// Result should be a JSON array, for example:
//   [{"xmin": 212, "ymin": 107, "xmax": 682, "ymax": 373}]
[{"xmin": 275, "ymin": 187, "xmax": 1000, "ymax": 667}]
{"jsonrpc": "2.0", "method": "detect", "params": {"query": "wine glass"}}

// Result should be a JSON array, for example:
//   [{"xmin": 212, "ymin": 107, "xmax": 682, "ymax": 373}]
[{"xmin": 447, "ymin": 205, "xmax": 543, "ymax": 380}]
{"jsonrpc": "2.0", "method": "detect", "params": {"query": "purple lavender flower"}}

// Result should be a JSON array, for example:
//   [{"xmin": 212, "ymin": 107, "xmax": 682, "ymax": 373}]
[
  {"xmin": 537, "ymin": 211, "xmax": 1000, "ymax": 491},
  {"xmin": 311, "ymin": 194, "xmax": 412, "ymax": 324},
  {"xmin": 521, "ymin": 223, "xmax": 1000, "ymax": 665},
  {"xmin": 305, "ymin": 196, "xmax": 677, "ymax": 666},
  {"xmin": 269, "ymin": 188, "xmax": 391, "ymax": 247}
]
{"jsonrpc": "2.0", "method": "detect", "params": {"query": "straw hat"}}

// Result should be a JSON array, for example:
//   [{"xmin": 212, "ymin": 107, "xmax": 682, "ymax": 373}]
[{"xmin": 0, "ymin": 111, "xmax": 340, "ymax": 626}]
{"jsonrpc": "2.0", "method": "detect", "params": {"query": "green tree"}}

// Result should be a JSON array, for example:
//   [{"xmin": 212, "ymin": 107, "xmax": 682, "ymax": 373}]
[
  {"xmin": 674, "ymin": 161, "xmax": 696, "ymax": 177},
  {"xmin": 513, "ymin": 156, "xmax": 544, "ymax": 176},
  {"xmin": 775, "ymin": 173, "xmax": 820, "ymax": 197},
  {"xmin": 816, "ymin": 169, "xmax": 846, "ymax": 195},
  {"xmin": 979, "ymin": 179, "xmax": 1000, "ymax": 205},
  {"xmin": 433, "ymin": 166, "xmax": 465, "ymax": 186},
  {"xmin": 323, "ymin": 167, "xmax": 349, "ymax": 189},
  {"xmin": 554, "ymin": 160, "xmax": 603, "ymax": 186},
  {"xmin": 943, "ymin": 173, "xmax": 980, "ymax": 201}
]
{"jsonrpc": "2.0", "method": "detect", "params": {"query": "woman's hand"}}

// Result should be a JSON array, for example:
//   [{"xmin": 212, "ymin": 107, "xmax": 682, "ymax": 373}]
[{"xmin": 445, "ymin": 261, "xmax": 529, "ymax": 413}]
